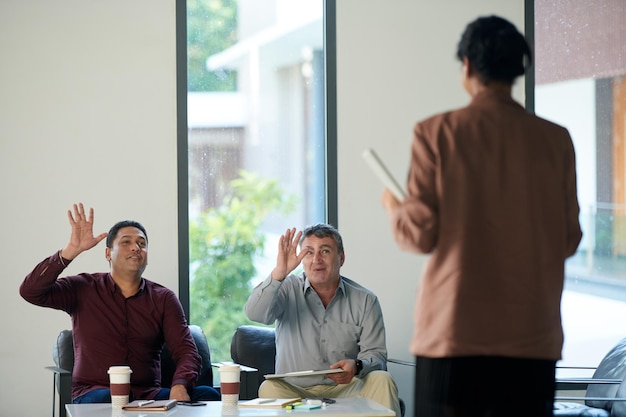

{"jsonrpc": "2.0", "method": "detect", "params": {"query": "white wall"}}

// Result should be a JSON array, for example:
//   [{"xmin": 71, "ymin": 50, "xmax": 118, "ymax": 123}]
[
  {"xmin": 0, "ymin": 1, "xmax": 178, "ymax": 416},
  {"xmin": 334, "ymin": 1, "xmax": 524, "ymax": 415}
]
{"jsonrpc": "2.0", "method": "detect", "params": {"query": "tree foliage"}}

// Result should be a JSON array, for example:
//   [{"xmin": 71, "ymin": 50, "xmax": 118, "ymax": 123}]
[
  {"xmin": 187, "ymin": 0, "xmax": 238, "ymax": 92},
  {"xmin": 189, "ymin": 170, "xmax": 298, "ymax": 361}
]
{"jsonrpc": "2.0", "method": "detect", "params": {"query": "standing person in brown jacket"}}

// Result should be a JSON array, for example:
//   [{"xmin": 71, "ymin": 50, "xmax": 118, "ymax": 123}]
[{"xmin": 382, "ymin": 15, "xmax": 582, "ymax": 417}]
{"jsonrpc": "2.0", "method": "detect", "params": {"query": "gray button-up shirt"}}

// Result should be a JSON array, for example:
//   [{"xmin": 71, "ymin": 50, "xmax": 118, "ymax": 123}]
[{"xmin": 245, "ymin": 274, "xmax": 388, "ymax": 387}]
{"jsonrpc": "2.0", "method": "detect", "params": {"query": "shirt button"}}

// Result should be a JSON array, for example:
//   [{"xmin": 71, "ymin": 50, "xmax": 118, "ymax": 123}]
[{"xmin": 321, "ymin": 339, "xmax": 326, "ymax": 343}]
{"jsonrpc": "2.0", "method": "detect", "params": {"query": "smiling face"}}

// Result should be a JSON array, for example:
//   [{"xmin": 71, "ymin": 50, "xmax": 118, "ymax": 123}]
[
  {"xmin": 105, "ymin": 226, "xmax": 148, "ymax": 278},
  {"xmin": 301, "ymin": 235, "xmax": 345, "ymax": 289}
]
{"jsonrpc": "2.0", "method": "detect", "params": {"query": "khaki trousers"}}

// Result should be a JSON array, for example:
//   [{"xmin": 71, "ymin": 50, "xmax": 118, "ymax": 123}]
[{"xmin": 258, "ymin": 370, "xmax": 401, "ymax": 417}]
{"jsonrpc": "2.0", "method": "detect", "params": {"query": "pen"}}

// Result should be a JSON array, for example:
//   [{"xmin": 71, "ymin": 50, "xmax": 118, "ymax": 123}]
[{"xmin": 138, "ymin": 400, "xmax": 155, "ymax": 407}]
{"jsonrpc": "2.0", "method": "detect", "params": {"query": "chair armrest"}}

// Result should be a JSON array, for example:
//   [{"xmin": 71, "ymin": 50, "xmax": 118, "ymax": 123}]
[
  {"xmin": 46, "ymin": 366, "xmax": 71, "ymax": 375},
  {"xmin": 556, "ymin": 396, "xmax": 626, "ymax": 401},
  {"xmin": 556, "ymin": 378, "xmax": 621, "ymax": 391},
  {"xmin": 387, "ymin": 358, "xmax": 415, "ymax": 367},
  {"xmin": 555, "ymin": 365, "xmax": 601, "ymax": 391},
  {"xmin": 211, "ymin": 363, "xmax": 260, "ymax": 400},
  {"xmin": 46, "ymin": 366, "xmax": 72, "ymax": 417},
  {"xmin": 239, "ymin": 365, "xmax": 260, "ymax": 400},
  {"xmin": 211, "ymin": 363, "xmax": 258, "ymax": 373}
]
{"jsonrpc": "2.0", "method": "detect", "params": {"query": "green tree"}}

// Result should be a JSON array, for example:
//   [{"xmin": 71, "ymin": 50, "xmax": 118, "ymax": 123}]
[
  {"xmin": 189, "ymin": 170, "xmax": 298, "ymax": 361},
  {"xmin": 187, "ymin": 0, "xmax": 237, "ymax": 92}
]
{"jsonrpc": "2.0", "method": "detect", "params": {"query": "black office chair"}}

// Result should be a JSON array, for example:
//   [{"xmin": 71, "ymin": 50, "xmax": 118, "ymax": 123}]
[
  {"xmin": 230, "ymin": 324, "xmax": 405, "ymax": 416},
  {"xmin": 47, "ymin": 325, "xmax": 214, "ymax": 417},
  {"xmin": 554, "ymin": 337, "xmax": 626, "ymax": 416}
]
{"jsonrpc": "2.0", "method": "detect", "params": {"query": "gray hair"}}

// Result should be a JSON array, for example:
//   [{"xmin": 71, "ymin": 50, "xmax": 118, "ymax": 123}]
[{"xmin": 300, "ymin": 223, "xmax": 344, "ymax": 253}]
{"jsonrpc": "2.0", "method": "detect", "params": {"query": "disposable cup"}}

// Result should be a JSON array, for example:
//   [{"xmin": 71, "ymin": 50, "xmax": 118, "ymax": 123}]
[
  {"xmin": 108, "ymin": 366, "xmax": 133, "ymax": 408},
  {"xmin": 219, "ymin": 364, "xmax": 241, "ymax": 410}
]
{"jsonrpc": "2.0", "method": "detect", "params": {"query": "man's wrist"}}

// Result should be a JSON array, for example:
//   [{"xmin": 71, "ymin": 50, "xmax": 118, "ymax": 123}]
[
  {"xmin": 270, "ymin": 268, "xmax": 288, "ymax": 281},
  {"xmin": 58, "ymin": 249, "xmax": 73, "ymax": 267},
  {"xmin": 355, "ymin": 359, "xmax": 363, "ymax": 375}
]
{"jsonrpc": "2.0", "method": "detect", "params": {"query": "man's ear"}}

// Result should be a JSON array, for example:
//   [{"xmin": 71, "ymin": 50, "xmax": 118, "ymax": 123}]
[{"xmin": 105, "ymin": 247, "xmax": 111, "ymax": 261}]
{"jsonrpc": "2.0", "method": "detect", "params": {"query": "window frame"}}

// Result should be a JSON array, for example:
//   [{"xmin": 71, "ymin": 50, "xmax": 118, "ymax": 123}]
[{"xmin": 175, "ymin": 0, "xmax": 338, "ymax": 318}]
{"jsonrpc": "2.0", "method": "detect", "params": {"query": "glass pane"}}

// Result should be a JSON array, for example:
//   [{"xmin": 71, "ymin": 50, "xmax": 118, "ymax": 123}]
[
  {"xmin": 534, "ymin": 0, "xmax": 626, "ymax": 369},
  {"xmin": 187, "ymin": 0, "xmax": 325, "ymax": 362}
]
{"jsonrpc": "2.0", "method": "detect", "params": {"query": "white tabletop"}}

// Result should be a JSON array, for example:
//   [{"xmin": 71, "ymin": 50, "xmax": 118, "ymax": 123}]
[{"xmin": 65, "ymin": 398, "xmax": 395, "ymax": 417}]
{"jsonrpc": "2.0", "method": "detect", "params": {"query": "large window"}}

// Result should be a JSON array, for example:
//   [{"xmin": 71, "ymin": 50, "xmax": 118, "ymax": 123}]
[
  {"xmin": 185, "ymin": 0, "xmax": 326, "ymax": 362},
  {"xmin": 533, "ymin": 0, "xmax": 626, "ymax": 369}
]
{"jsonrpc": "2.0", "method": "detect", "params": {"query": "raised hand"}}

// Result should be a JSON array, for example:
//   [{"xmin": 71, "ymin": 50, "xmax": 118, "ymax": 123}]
[
  {"xmin": 271, "ymin": 228, "xmax": 306, "ymax": 281},
  {"xmin": 381, "ymin": 188, "xmax": 400, "ymax": 213},
  {"xmin": 61, "ymin": 203, "xmax": 108, "ymax": 260}
]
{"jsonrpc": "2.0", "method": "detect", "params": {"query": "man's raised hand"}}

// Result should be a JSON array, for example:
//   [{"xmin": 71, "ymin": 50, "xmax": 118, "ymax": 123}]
[
  {"xmin": 61, "ymin": 203, "xmax": 108, "ymax": 260},
  {"xmin": 271, "ymin": 228, "xmax": 306, "ymax": 281}
]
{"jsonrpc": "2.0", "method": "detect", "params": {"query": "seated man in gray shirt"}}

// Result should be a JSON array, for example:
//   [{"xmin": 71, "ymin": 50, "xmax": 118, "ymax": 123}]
[{"xmin": 245, "ymin": 223, "xmax": 400, "ymax": 416}]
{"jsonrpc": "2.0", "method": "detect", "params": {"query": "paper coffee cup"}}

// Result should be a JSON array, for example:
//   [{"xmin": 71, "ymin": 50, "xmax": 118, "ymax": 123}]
[
  {"xmin": 219, "ymin": 364, "xmax": 241, "ymax": 410},
  {"xmin": 108, "ymin": 366, "xmax": 132, "ymax": 408}
]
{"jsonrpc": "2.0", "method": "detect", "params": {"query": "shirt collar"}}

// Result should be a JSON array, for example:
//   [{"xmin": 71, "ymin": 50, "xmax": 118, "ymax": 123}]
[
  {"xmin": 105, "ymin": 273, "xmax": 145, "ymax": 295},
  {"xmin": 302, "ymin": 274, "xmax": 346, "ymax": 295}
]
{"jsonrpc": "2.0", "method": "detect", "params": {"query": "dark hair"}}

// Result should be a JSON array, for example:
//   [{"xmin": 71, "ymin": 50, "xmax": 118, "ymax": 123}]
[
  {"xmin": 300, "ymin": 223, "xmax": 344, "ymax": 253},
  {"xmin": 106, "ymin": 220, "xmax": 148, "ymax": 248},
  {"xmin": 456, "ymin": 15, "xmax": 532, "ymax": 85}
]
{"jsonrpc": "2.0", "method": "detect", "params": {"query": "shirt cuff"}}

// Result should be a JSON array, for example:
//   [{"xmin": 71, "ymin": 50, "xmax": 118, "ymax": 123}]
[
  {"xmin": 263, "ymin": 275, "xmax": 282, "ymax": 288},
  {"xmin": 56, "ymin": 250, "xmax": 72, "ymax": 268}
]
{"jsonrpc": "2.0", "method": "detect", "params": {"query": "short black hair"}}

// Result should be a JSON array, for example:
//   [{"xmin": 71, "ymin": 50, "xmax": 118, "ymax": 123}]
[
  {"xmin": 456, "ymin": 15, "xmax": 532, "ymax": 85},
  {"xmin": 106, "ymin": 220, "xmax": 148, "ymax": 248},
  {"xmin": 300, "ymin": 223, "xmax": 344, "ymax": 253}
]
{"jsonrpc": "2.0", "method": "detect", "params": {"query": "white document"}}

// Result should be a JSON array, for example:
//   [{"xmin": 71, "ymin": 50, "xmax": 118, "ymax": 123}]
[
  {"xmin": 264, "ymin": 368, "xmax": 344, "ymax": 379},
  {"xmin": 362, "ymin": 148, "xmax": 406, "ymax": 200}
]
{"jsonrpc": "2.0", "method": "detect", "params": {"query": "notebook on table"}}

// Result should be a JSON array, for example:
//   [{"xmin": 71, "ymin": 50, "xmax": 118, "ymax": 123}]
[{"xmin": 122, "ymin": 399, "xmax": 177, "ymax": 411}]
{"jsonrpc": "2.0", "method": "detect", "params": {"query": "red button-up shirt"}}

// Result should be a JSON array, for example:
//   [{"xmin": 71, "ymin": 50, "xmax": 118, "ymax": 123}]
[{"xmin": 20, "ymin": 251, "xmax": 201, "ymax": 400}]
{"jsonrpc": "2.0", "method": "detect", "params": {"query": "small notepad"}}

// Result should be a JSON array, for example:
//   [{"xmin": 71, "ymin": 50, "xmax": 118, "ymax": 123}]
[{"xmin": 122, "ymin": 399, "xmax": 177, "ymax": 411}]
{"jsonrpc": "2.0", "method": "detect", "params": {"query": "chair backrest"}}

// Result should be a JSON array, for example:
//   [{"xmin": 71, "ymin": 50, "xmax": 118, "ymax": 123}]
[
  {"xmin": 53, "ymin": 324, "xmax": 213, "ymax": 387},
  {"xmin": 54, "ymin": 329, "xmax": 74, "ymax": 372},
  {"xmin": 162, "ymin": 325, "xmax": 214, "ymax": 387},
  {"xmin": 230, "ymin": 325, "xmax": 276, "ymax": 387}
]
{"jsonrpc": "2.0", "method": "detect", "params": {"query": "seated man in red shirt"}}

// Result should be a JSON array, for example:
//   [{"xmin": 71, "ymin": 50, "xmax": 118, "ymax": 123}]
[{"xmin": 20, "ymin": 202, "xmax": 219, "ymax": 404}]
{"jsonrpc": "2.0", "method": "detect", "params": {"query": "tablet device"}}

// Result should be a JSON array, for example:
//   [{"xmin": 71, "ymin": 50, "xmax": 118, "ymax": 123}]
[
  {"xmin": 264, "ymin": 368, "xmax": 344, "ymax": 379},
  {"xmin": 362, "ymin": 148, "xmax": 406, "ymax": 200}
]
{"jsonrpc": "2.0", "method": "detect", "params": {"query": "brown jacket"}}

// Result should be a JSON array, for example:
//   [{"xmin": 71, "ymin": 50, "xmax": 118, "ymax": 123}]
[{"xmin": 391, "ymin": 89, "xmax": 582, "ymax": 360}]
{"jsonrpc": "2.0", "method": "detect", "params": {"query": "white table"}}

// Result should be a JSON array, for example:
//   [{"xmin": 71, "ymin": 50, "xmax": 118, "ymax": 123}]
[{"xmin": 65, "ymin": 398, "xmax": 395, "ymax": 417}]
